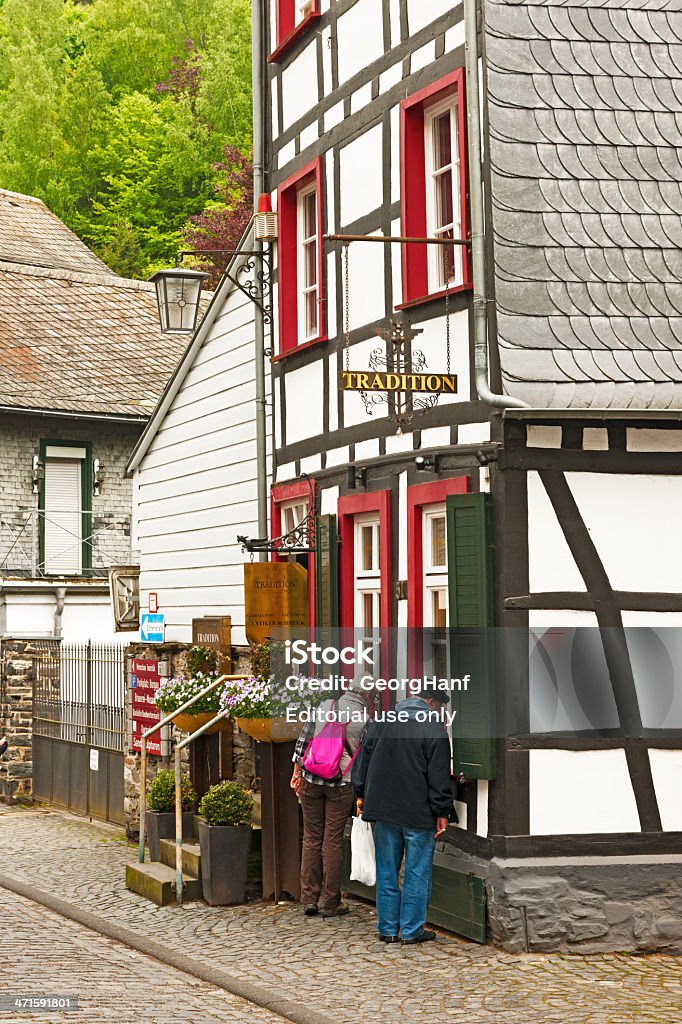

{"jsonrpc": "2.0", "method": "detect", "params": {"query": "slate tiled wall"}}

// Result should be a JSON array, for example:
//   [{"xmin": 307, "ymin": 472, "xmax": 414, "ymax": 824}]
[{"xmin": 0, "ymin": 413, "xmax": 143, "ymax": 575}]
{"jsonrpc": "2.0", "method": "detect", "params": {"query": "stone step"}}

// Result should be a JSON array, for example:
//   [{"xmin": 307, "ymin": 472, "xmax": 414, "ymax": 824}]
[
  {"xmin": 158, "ymin": 839, "xmax": 202, "ymax": 880},
  {"xmin": 125, "ymin": 862, "xmax": 203, "ymax": 907}
]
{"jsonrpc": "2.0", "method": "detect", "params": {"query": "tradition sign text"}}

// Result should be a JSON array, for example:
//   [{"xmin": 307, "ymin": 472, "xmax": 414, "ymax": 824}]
[{"xmin": 339, "ymin": 370, "xmax": 457, "ymax": 394}]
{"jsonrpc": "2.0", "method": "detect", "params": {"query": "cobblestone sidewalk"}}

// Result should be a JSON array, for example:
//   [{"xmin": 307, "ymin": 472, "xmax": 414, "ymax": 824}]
[
  {"xmin": 0, "ymin": 887, "xmax": 286, "ymax": 1024},
  {"xmin": 1, "ymin": 806, "xmax": 681, "ymax": 1024}
]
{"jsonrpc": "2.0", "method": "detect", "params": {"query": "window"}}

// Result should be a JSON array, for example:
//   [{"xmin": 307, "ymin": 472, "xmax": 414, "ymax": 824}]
[
  {"xmin": 270, "ymin": 481, "xmax": 317, "ymax": 626},
  {"xmin": 277, "ymin": 158, "xmax": 325, "ymax": 355},
  {"xmin": 400, "ymin": 68, "xmax": 469, "ymax": 307},
  {"xmin": 39, "ymin": 442, "xmax": 92, "ymax": 576},
  {"xmin": 354, "ymin": 516, "xmax": 381, "ymax": 631},
  {"xmin": 297, "ymin": 185, "xmax": 318, "ymax": 341},
  {"xmin": 270, "ymin": 0, "xmax": 321, "ymax": 62},
  {"xmin": 422, "ymin": 505, "xmax": 448, "ymax": 679},
  {"xmin": 424, "ymin": 98, "xmax": 461, "ymax": 292}
]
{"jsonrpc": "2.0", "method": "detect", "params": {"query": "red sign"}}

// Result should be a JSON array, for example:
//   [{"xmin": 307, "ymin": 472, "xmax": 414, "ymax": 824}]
[
  {"xmin": 149, "ymin": 592, "xmax": 158, "ymax": 613},
  {"xmin": 131, "ymin": 659, "xmax": 164, "ymax": 756}
]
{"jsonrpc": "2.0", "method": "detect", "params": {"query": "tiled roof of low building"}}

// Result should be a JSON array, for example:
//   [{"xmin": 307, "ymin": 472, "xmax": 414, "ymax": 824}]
[
  {"xmin": 485, "ymin": 0, "xmax": 682, "ymax": 409},
  {"xmin": 0, "ymin": 190, "xmax": 196, "ymax": 417}
]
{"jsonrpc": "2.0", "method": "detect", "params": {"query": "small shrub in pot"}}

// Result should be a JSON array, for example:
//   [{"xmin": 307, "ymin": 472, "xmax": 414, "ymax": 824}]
[
  {"xmin": 145, "ymin": 770, "xmax": 196, "ymax": 862},
  {"xmin": 198, "ymin": 781, "xmax": 254, "ymax": 906}
]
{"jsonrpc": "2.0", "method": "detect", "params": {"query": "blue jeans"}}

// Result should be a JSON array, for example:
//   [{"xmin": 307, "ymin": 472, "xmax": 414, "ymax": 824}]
[{"xmin": 373, "ymin": 821, "xmax": 436, "ymax": 940}]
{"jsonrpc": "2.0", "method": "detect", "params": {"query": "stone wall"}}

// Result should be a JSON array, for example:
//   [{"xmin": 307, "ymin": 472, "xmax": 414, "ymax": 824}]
[
  {"xmin": 0, "ymin": 638, "xmax": 37, "ymax": 803},
  {"xmin": 0, "ymin": 413, "xmax": 141, "ymax": 575}
]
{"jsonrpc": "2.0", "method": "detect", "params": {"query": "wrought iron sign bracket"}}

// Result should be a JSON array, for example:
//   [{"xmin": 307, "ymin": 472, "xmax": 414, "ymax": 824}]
[
  {"xmin": 176, "ymin": 247, "xmax": 273, "ymax": 324},
  {"xmin": 237, "ymin": 477, "xmax": 317, "ymax": 555}
]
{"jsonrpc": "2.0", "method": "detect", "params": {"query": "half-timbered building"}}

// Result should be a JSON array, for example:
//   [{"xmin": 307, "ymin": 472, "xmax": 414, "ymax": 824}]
[{"xmin": 127, "ymin": 0, "xmax": 682, "ymax": 949}]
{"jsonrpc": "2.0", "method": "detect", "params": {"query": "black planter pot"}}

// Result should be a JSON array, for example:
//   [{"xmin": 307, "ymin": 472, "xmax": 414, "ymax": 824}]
[
  {"xmin": 146, "ymin": 811, "xmax": 195, "ymax": 863},
  {"xmin": 198, "ymin": 820, "xmax": 252, "ymax": 906}
]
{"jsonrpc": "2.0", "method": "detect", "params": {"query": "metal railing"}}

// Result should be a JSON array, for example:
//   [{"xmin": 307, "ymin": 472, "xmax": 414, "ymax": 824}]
[
  {"xmin": 138, "ymin": 675, "xmax": 250, "ymax": 905},
  {"xmin": 33, "ymin": 641, "xmax": 127, "ymax": 751},
  {"xmin": 0, "ymin": 508, "xmax": 132, "ymax": 577}
]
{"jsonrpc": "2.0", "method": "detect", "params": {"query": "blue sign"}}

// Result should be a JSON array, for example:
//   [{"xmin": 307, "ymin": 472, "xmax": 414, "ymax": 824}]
[{"xmin": 140, "ymin": 613, "xmax": 165, "ymax": 644}]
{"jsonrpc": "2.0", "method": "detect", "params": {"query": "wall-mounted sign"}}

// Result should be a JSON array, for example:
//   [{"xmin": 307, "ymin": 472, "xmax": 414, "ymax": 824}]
[
  {"xmin": 109, "ymin": 566, "xmax": 140, "ymax": 631},
  {"xmin": 129, "ymin": 658, "xmax": 167, "ymax": 756},
  {"xmin": 192, "ymin": 616, "xmax": 232, "ymax": 671},
  {"xmin": 148, "ymin": 592, "xmax": 159, "ymax": 613},
  {"xmin": 340, "ymin": 370, "xmax": 457, "ymax": 394},
  {"xmin": 244, "ymin": 563, "xmax": 308, "ymax": 646},
  {"xmin": 140, "ymin": 612, "xmax": 165, "ymax": 644}
]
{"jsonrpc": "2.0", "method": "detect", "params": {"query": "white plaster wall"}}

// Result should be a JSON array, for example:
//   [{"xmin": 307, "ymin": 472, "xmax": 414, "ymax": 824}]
[
  {"xmin": 527, "ymin": 425, "xmax": 562, "ymax": 448},
  {"xmin": 649, "ymin": 749, "xmax": 682, "ymax": 831},
  {"xmin": 336, "ymin": 0, "xmax": 384, "ymax": 84},
  {"xmin": 627, "ymin": 429, "xmax": 682, "ymax": 452},
  {"xmin": 389, "ymin": 0, "xmax": 401, "ymax": 48},
  {"xmin": 281, "ymin": 41, "xmax": 318, "ymax": 131},
  {"xmin": 567, "ymin": 473, "xmax": 682, "ymax": 592},
  {"xmin": 583, "ymin": 427, "xmax": 609, "ymax": 451},
  {"xmin": 529, "ymin": 749, "xmax": 640, "ymax": 835},
  {"xmin": 527, "ymin": 471, "xmax": 587, "ymax": 593},
  {"xmin": 345, "ymin": 239, "xmax": 386, "ymax": 331},
  {"xmin": 411, "ymin": 311, "xmax": 470, "ymax": 407},
  {"xmin": 457, "ymin": 422, "xmax": 491, "ymax": 445},
  {"xmin": 284, "ymin": 361, "xmax": 325, "ymax": 443},
  {"xmin": 339, "ymin": 125, "xmax": 384, "ymax": 226},
  {"xmin": 3, "ymin": 590, "xmax": 128, "ymax": 644},
  {"xmin": 407, "ymin": 0, "xmax": 459, "ymax": 36}
]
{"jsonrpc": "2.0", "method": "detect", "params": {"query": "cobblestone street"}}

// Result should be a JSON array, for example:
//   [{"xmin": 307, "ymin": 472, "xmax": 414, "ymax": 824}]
[
  {"xmin": 1, "ymin": 807, "xmax": 681, "ymax": 1023},
  {"xmin": 0, "ymin": 887, "xmax": 286, "ymax": 1024}
]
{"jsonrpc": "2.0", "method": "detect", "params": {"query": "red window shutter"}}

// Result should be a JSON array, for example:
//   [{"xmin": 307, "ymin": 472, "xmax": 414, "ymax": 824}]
[
  {"xmin": 277, "ymin": 0, "xmax": 295, "ymax": 44},
  {"xmin": 278, "ymin": 182, "xmax": 298, "ymax": 353}
]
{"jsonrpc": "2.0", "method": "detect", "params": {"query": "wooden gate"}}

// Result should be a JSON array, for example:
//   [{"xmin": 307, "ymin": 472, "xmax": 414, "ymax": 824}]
[{"xmin": 32, "ymin": 642, "xmax": 126, "ymax": 825}]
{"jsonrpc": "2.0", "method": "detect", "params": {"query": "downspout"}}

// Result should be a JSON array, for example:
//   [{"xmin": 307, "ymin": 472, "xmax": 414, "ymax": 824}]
[
  {"xmin": 54, "ymin": 586, "xmax": 66, "ymax": 639},
  {"xmin": 252, "ymin": 0, "xmax": 268, "ymax": 558},
  {"xmin": 464, "ymin": 0, "xmax": 529, "ymax": 410}
]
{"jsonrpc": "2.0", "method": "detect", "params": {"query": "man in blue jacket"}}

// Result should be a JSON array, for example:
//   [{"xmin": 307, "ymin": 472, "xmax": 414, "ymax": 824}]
[{"xmin": 352, "ymin": 681, "xmax": 455, "ymax": 945}]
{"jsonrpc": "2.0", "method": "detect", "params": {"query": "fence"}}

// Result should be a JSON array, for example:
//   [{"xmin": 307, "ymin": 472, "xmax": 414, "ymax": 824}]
[{"xmin": 0, "ymin": 508, "xmax": 132, "ymax": 577}]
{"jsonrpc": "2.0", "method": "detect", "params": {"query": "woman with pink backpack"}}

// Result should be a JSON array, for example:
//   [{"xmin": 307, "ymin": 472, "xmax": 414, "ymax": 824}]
[{"xmin": 290, "ymin": 685, "xmax": 374, "ymax": 918}]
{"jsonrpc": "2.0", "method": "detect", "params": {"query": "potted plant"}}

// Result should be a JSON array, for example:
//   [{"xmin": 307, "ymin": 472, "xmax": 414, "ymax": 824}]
[
  {"xmin": 197, "ymin": 780, "xmax": 254, "ymax": 905},
  {"xmin": 146, "ymin": 769, "xmax": 197, "ymax": 862},
  {"xmin": 153, "ymin": 647, "xmax": 230, "ymax": 734},
  {"xmin": 219, "ymin": 641, "xmax": 317, "ymax": 743}
]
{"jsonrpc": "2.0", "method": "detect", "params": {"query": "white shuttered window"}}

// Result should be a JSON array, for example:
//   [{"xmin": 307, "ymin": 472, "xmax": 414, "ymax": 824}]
[{"xmin": 44, "ymin": 458, "xmax": 83, "ymax": 575}]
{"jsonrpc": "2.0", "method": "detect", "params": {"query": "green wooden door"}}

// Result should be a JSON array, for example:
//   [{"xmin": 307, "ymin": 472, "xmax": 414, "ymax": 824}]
[{"xmin": 446, "ymin": 492, "xmax": 497, "ymax": 780}]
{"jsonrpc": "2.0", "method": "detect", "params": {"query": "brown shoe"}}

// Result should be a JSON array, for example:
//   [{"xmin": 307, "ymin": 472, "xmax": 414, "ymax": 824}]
[{"xmin": 320, "ymin": 903, "xmax": 350, "ymax": 918}]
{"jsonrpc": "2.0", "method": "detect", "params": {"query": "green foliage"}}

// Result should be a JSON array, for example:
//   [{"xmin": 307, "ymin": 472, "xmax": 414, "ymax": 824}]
[
  {"xmin": 0, "ymin": 0, "xmax": 253, "ymax": 277},
  {"xmin": 199, "ymin": 780, "xmax": 253, "ymax": 827},
  {"xmin": 187, "ymin": 646, "xmax": 219, "ymax": 676},
  {"xmin": 148, "ymin": 769, "xmax": 196, "ymax": 813}
]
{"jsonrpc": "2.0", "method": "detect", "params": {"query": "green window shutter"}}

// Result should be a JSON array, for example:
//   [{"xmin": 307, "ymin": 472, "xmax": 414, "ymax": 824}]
[
  {"xmin": 446, "ymin": 492, "xmax": 496, "ymax": 780},
  {"xmin": 315, "ymin": 514, "xmax": 339, "ymax": 630}
]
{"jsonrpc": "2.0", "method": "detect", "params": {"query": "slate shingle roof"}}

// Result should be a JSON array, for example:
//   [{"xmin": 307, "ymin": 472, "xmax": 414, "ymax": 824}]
[
  {"xmin": 485, "ymin": 0, "xmax": 682, "ymax": 409},
  {"xmin": 0, "ymin": 190, "xmax": 191, "ymax": 417},
  {"xmin": 0, "ymin": 190, "xmax": 112, "ymax": 276}
]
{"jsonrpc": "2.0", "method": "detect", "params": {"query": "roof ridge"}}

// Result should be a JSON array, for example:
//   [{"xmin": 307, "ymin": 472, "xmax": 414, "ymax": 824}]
[
  {"xmin": 0, "ymin": 259, "xmax": 155, "ymax": 292},
  {"xmin": 0, "ymin": 188, "xmax": 46, "ymax": 205}
]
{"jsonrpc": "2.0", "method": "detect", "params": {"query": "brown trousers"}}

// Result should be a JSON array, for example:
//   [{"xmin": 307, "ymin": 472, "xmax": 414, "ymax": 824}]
[{"xmin": 299, "ymin": 779, "xmax": 355, "ymax": 910}]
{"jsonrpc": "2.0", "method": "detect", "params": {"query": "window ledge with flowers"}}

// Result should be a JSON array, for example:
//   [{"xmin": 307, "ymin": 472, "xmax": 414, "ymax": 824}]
[
  {"xmin": 153, "ymin": 646, "xmax": 232, "ymax": 734},
  {"xmin": 221, "ymin": 641, "xmax": 324, "ymax": 744}
]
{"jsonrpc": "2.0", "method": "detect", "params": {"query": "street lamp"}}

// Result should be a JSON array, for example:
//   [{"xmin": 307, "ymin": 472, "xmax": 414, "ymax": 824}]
[{"xmin": 149, "ymin": 267, "xmax": 209, "ymax": 334}]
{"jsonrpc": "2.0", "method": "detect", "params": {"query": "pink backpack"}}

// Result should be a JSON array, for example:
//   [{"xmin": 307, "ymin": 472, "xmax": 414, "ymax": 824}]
[{"xmin": 302, "ymin": 701, "xmax": 358, "ymax": 780}]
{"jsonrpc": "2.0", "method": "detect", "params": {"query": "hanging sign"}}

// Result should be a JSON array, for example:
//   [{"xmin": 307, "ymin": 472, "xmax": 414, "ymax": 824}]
[
  {"xmin": 244, "ymin": 563, "xmax": 309, "ymax": 646},
  {"xmin": 340, "ymin": 370, "xmax": 457, "ymax": 394}
]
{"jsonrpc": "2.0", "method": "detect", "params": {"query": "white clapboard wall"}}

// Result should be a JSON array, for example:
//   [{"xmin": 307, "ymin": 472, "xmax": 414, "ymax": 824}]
[{"xmin": 132, "ymin": 256, "xmax": 267, "ymax": 645}]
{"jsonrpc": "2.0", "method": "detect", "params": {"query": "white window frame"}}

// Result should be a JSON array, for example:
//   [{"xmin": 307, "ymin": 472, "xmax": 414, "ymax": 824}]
[
  {"xmin": 422, "ymin": 504, "xmax": 449, "ymax": 685},
  {"xmin": 295, "ymin": 0, "xmax": 315, "ymax": 26},
  {"xmin": 424, "ymin": 94, "xmax": 462, "ymax": 293},
  {"xmin": 297, "ymin": 182, "xmax": 318, "ymax": 342},
  {"xmin": 354, "ymin": 514, "xmax": 381, "ymax": 633}
]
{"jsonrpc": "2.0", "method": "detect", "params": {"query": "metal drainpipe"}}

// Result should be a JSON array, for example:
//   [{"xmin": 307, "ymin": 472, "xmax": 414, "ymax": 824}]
[
  {"xmin": 54, "ymin": 586, "xmax": 66, "ymax": 638},
  {"xmin": 464, "ymin": 0, "xmax": 529, "ymax": 411},
  {"xmin": 252, "ymin": 0, "xmax": 268, "ymax": 559}
]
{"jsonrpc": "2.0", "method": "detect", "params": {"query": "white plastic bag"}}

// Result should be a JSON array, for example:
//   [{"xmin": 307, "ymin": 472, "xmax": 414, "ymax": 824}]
[{"xmin": 349, "ymin": 815, "xmax": 376, "ymax": 887}]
